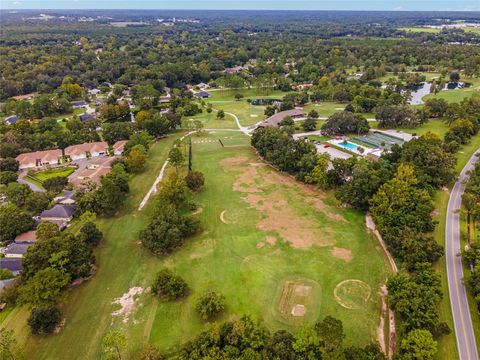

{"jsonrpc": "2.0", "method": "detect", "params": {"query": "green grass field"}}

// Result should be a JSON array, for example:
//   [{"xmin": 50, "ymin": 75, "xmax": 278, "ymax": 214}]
[
  {"xmin": 31, "ymin": 166, "xmax": 76, "ymax": 182},
  {"xmin": 3, "ymin": 129, "xmax": 391, "ymax": 359}
]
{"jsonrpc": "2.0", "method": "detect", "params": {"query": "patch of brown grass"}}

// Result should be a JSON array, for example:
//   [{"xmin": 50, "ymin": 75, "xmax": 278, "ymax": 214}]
[{"xmin": 330, "ymin": 247, "xmax": 353, "ymax": 262}]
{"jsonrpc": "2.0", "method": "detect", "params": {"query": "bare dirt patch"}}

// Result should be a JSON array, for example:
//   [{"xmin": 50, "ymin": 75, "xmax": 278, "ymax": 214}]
[
  {"xmin": 330, "ymin": 247, "xmax": 353, "ymax": 262},
  {"xmin": 220, "ymin": 156, "xmax": 249, "ymax": 167},
  {"xmin": 111, "ymin": 287, "xmax": 145, "ymax": 323},
  {"xmin": 256, "ymin": 241, "xmax": 265, "ymax": 249},
  {"xmin": 334, "ymin": 280, "xmax": 371, "ymax": 309},
  {"xmin": 266, "ymin": 236, "xmax": 277, "ymax": 246}
]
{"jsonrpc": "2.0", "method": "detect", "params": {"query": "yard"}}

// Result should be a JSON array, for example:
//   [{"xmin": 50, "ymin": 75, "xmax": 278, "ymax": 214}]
[
  {"xmin": 3, "ymin": 129, "xmax": 391, "ymax": 359},
  {"xmin": 30, "ymin": 166, "xmax": 76, "ymax": 182}
]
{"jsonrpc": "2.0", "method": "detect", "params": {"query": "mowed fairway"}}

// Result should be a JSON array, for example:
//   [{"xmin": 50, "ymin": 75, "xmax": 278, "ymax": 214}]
[{"xmin": 3, "ymin": 129, "xmax": 390, "ymax": 359}]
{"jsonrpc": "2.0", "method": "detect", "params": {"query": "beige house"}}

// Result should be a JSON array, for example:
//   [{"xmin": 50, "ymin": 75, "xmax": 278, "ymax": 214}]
[
  {"xmin": 16, "ymin": 149, "xmax": 62, "ymax": 169},
  {"xmin": 65, "ymin": 141, "xmax": 108, "ymax": 161},
  {"xmin": 113, "ymin": 140, "xmax": 128, "ymax": 156}
]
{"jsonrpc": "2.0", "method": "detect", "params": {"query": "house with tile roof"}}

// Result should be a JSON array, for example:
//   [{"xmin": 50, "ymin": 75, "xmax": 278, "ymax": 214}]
[
  {"xmin": 15, "ymin": 149, "xmax": 63, "ymax": 169},
  {"xmin": 113, "ymin": 140, "xmax": 128, "ymax": 156},
  {"xmin": 65, "ymin": 141, "xmax": 108, "ymax": 161}
]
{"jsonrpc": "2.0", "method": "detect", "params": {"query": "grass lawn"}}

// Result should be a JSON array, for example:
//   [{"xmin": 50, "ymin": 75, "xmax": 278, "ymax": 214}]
[
  {"xmin": 182, "ymin": 110, "xmax": 237, "ymax": 129},
  {"xmin": 399, "ymin": 26, "xmax": 441, "ymax": 33},
  {"xmin": 4, "ymin": 129, "xmax": 391, "ymax": 359},
  {"xmin": 31, "ymin": 166, "xmax": 76, "ymax": 182}
]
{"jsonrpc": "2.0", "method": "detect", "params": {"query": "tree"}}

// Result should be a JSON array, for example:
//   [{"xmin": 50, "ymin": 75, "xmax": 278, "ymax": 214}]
[
  {"xmin": 27, "ymin": 306, "xmax": 62, "ymax": 335},
  {"xmin": 24, "ymin": 192, "xmax": 51, "ymax": 215},
  {"xmin": 0, "ymin": 158, "xmax": 19, "ymax": 172},
  {"xmin": 449, "ymin": 72, "xmax": 460, "ymax": 83},
  {"xmin": 3, "ymin": 183, "xmax": 32, "ymax": 207},
  {"xmin": 0, "ymin": 204, "xmax": 34, "ymax": 243},
  {"xmin": 308, "ymin": 109, "xmax": 319, "ymax": 119},
  {"xmin": 137, "ymin": 344, "xmax": 165, "ymax": 360},
  {"xmin": 0, "ymin": 269, "xmax": 13, "ymax": 280},
  {"xmin": 102, "ymin": 331, "xmax": 127, "ymax": 360},
  {"xmin": 301, "ymin": 118, "xmax": 317, "ymax": 132},
  {"xmin": 305, "ymin": 154, "xmax": 330, "ymax": 189},
  {"xmin": 79, "ymin": 221, "xmax": 103, "ymax": 247},
  {"xmin": 195, "ymin": 290, "xmax": 225, "ymax": 320},
  {"xmin": 315, "ymin": 316, "xmax": 345, "ymax": 354},
  {"xmin": 321, "ymin": 112, "xmax": 369, "ymax": 136},
  {"xmin": 234, "ymin": 93, "xmax": 244, "ymax": 100},
  {"xmin": 19, "ymin": 268, "xmax": 70, "ymax": 307},
  {"xmin": 36, "ymin": 222, "xmax": 61, "ymax": 241},
  {"xmin": 169, "ymin": 147, "xmax": 185, "ymax": 172},
  {"xmin": 0, "ymin": 171, "xmax": 18, "ymax": 185},
  {"xmin": 185, "ymin": 171, "xmax": 205, "ymax": 192},
  {"xmin": 42, "ymin": 176, "xmax": 68, "ymax": 192},
  {"xmin": 375, "ymin": 105, "xmax": 424, "ymax": 128},
  {"xmin": 102, "ymin": 122, "xmax": 131, "ymax": 145},
  {"xmin": 206, "ymin": 103, "xmax": 213, "ymax": 114},
  {"xmin": 151, "ymin": 269, "xmax": 189, "ymax": 301},
  {"xmin": 398, "ymin": 329, "xmax": 437, "ymax": 360},
  {"xmin": 0, "ymin": 327, "xmax": 24, "ymax": 359},
  {"xmin": 216, "ymin": 109, "xmax": 225, "ymax": 119},
  {"xmin": 124, "ymin": 145, "xmax": 148, "ymax": 173}
]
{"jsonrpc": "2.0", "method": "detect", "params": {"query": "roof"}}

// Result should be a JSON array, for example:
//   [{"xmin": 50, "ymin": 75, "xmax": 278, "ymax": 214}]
[
  {"xmin": 193, "ymin": 91, "xmax": 210, "ymax": 98},
  {"xmin": 64, "ymin": 141, "xmax": 108, "ymax": 157},
  {"xmin": 40, "ymin": 204, "xmax": 76, "ymax": 219},
  {"xmin": 0, "ymin": 279, "xmax": 15, "ymax": 290},
  {"xmin": 0, "ymin": 259, "xmax": 22, "ymax": 272},
  {"xmin": 257, "ymin": 109, "xmax": 305, "ymax": 127},
  {"xmin": 79, "ymin": 113, "xmax": 96, "ymax": 122},
  {"xmin": 4, "ymin": 243, "xmax": 31, "ymax": 256},
  {"xmin": 71, "ymin": 101, "xmax": 89, "ymax": 107},
  {"xmin": 12, "ymin": 93, "xmax": 35, "ymax": 101},
  {"xmin": 14, "ymin": 230, "xmax": 37, "ymax": 243},
  {"xmin": 5, "ymin": 115, "xmax": 19, "ymax": 124},
  {"xmin": 15, "ymin": 149, "xmax": 62, "ymax": 165},
  {"xmin": 54, "ymin": 190, "xmax": 76, "ymax": 204},
  {"xmin": 113, "ymin": 140, "xmax": 128, "ymax": 154}
]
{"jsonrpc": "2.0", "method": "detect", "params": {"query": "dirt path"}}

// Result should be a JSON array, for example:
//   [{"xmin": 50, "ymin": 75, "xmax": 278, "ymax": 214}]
[
  {"xmin": 366, "ymin": 213, "xmax": 397, "ymax": 358},
  {"xmin": 138, "ymin": 131, "xmax": 196, "ymax": 211}
]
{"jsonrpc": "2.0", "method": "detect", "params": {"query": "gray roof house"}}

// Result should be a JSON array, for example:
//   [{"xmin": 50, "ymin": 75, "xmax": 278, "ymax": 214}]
[
  {"xmin": 4, "ymin": 115, "xmax": 20, "ymax": 125},
  {"xmin": 54, "ymin": 190, "xmax": 76, "ymax": 205},
  {"xmin": 193, "ymin": 91, "xmax": 211, "ymax": 99},
  {"xmin": 71, "ymin": 101, "xmax": 89, "ymax": 108},
  {"xmin": 79, "ymin": 113, "xmax": 96, "ymax": 122},
  {"xmin": 39, "ymin": 204, "xmax": 76, "ymax": 222},
  {"xmin": 3, "ymin": 243, "xmax": 31, "ymax": 258},
  {"xmin": 0, "ymin": 259, "xmax": 22, "ymax": 276}
]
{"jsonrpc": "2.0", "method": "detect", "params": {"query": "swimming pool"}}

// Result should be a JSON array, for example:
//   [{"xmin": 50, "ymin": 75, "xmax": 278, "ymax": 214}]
[
  {"xmin": 336, "ymin": 141, "xmax": 359, "ymax": 151},
  {"xmin": 327, "ymin": 139, "xmax": 374, "ymax": 156}
]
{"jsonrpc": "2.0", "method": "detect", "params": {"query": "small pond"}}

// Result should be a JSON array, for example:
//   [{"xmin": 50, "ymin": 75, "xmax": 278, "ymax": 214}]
[{"xmin": 406, "ymin": 82, "xmax": 471, "ymax": 105}]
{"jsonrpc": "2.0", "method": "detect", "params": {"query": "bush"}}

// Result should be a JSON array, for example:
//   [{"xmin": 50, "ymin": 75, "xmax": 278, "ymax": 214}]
[
  {"xmin": 195, "ymin": 290, "xmax": 225, "ymax": 320},
  {"xmin": 0, "ymin": 171, "xmax": 18, "ymax": 185},
  {"xmin": 42, "ymin": 176, "xmax": 68, "ymax": 192},
  {"xmin": 28, "ymin": 306, "xmax": 62, "ymax": 334},
  {"xmin": 79, "ymin": 222, "xmax": 103, "ymax": 247},
  {"xmin": 185, "ymin": 171, "xmax": 205, "ymax": 192},
  {"xmin": 0, "ymin": 269, "xmax": 13, "ymax": 280},
  {"xmin": 151, "ymin": 269, "xmax": 189, "ymax": 301},
  {"xmin": 138, "ymin": 344, "xmax": 166, "ymax": 360}
]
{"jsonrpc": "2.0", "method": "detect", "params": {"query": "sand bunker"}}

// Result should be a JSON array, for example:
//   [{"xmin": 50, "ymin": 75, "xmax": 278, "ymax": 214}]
[
  {"xmin": 330, "ymin": 247, "xmax": 353, "ymax": 262},
  {"xmin": 111, "ymin": 287, "xmax": 145, "ymax": 323}
]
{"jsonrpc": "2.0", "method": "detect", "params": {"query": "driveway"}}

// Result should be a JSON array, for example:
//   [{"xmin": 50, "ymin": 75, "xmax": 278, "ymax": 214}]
[{"xmin": 446, "ymin": 151, "xmax": 480, "ymax": 360}]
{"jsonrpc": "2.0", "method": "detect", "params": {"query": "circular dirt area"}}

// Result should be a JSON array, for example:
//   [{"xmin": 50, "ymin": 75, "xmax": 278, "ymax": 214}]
[{"xmin": 333, "ymin": 279, "xmax": 371, "ymax": 309}]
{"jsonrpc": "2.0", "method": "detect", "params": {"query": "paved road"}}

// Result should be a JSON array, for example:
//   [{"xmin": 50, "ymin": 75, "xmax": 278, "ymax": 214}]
[{"xmin": 446, "ymin": 151, "xmax": 480, "ymax": 360}]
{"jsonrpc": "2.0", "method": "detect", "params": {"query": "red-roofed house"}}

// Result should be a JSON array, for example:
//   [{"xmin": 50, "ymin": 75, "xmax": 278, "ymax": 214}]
[
  {"xmin": 16, "ymin": 149, "xmax": 63, "ymax": 170},
  {"xmin": 113, "ymin": 140, "xmax": 128, "ymax": 156},
  {"xmin": 65, "ymin": 142, "xmax": 108, "ymax": 161}
]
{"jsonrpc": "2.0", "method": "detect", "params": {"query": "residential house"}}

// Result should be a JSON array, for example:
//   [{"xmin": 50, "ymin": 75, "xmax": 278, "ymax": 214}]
[
  {"xmin": 71, "ymin": 101, "xmax": 89, "ymax": 109},
  {"xmin": 256, "ymin": 109, "xmax": 305, "ymax": 128},
  {"xmin": 113, "ymin": 140, "xmax": 128, "ymax": 156},
  {"xmin": 16, "ymin": 149, "xmax": 63, "ymax": 169},
  {"xmin": 159, "ymin": 95, "xmax": 171, "ymax": 103},
  {"xmin": 193, "ymin": 91, "xmax": 211, "ymax": 99},
  {"xmin": 196, "ymin": 82, "xmax": 209, "ymax": 89},
  {"xmin": 12, "ymin": 93, "xmax": 35, "ymax": 101},
  {"xmin": 14, "ymin": 230, "xmax": 37, "ymax": 244},
  {"xmin": 65, "ymin": 141, "xmax": 108, "ymax": 161},
  {"xmin": 225, "ymin": 66, "xmax": 244, "ymax": 74},
  {"xmin": 4, "ymin": 115, "xmax": 19, "ymax": 125},
  {"xmin": 39, "ymin": 205, "xmax": 76, "ymax": 226},
  {"xmin": 0, "ymin": 259, "xmax": 22, "ymax": 276},
  {"xmin": 79, "ymin": 113, "xmax": 96, "ymax": 122},
  {"xmin": 3, "ymin": 243, "xmax": 31, "ymax": 258},
  {"xmin": 88, "ymin": 88, "xmax": 101, "ymax": 95}
]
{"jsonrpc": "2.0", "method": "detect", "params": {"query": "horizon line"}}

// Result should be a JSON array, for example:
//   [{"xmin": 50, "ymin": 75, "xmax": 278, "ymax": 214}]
[{"xmin": 3, "ymin": 8, "xmax": 480, "ymax": 12}]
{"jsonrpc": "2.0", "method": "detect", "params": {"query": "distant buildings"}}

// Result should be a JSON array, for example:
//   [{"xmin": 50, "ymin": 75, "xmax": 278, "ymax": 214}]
[
  {"xmin": 79, "ymin": 113, "xmax": 96, "ymax": 122},
  {"xmin": 193, "ymin": 91, "xmax": 211, "ymax": 99},
  {"xmin": 71, "ymin": 101, "xmax": 89, "ymax": 109}
]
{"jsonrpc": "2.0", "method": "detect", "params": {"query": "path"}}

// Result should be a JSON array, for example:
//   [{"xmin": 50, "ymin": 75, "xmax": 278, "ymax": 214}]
[
  {"xmin": 446, "ymin": 151, "xmax": 480, "ymax": 360},
  {"xmin": 224, "ymin": 111, "xmax": 252, "ymax": 137},
  {"xmin": 138, "ymin": 131, "xmax": 196, "ymax": 211},
  {"xmin": 17, "ymin": 173, "xmax": 45, "ymax": 192}
]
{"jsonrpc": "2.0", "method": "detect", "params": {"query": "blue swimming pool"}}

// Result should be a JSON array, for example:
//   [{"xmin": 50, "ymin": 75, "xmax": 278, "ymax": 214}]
[{"xmin": 336, "ymin": 141, "xmax": 359, "ymax": 151}]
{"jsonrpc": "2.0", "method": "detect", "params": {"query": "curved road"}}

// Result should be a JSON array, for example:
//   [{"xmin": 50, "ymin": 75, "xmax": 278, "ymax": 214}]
[{"xmin": 446, "ymin": 151, "xmax": 479, "ymax": 360}]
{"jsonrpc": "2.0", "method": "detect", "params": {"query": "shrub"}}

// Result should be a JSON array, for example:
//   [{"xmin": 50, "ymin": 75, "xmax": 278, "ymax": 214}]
[
  {"xmin": 185, "ymin": 171, "xmax": 205, "ymax": 192},
  {"xmin": 42, "ymin": 176, "xmax": 68, "ymax": 192},
  {"xmin": 151, "ymin": 269, "xmax": 189, "ymax": 301},
  {"xmin": 0, "ymin": 171, "xmax": 18, "ymax": 185},
  {"xmin": 28, "ymin": 306, "xmax": 62, "ymax": 334},
  {"xmin": 195, "ymin": 290, "xmax": 225, "ymax": 320}
]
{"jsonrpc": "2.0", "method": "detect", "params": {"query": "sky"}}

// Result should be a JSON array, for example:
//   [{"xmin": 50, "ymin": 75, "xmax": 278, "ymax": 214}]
[{"xmin": 3, "ymin": 0, "xmax": 480, "ymax": 11}]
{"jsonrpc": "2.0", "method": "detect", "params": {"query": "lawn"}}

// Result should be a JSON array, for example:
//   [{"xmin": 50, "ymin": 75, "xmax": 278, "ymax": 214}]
[
  {"xmin": 399, "ymin": 26, "xmax": 441, "ymax": 33},
  {"xmin": 31, "ymin": 166, "xmax": 76, "ymax": 182},
  {"xmin": 4, "ymin": 129, "xmax": 391, "ymax": 359}
]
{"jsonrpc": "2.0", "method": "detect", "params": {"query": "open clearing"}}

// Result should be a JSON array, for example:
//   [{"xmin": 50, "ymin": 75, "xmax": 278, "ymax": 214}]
[{"xmin": 3, "ymin": 129, "xmax": 389, "ymax": 358}]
